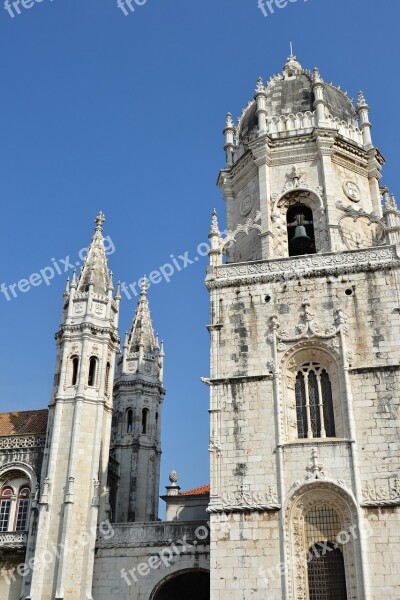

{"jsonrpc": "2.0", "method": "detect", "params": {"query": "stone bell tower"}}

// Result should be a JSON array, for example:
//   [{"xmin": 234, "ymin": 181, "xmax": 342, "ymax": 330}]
[
  {"xmin": 25, "ymin": 213, "xmax": 121, "ymax": 600},
  {"xmin": 111, "ymin": 278, "xmax": 164, "ymax": 523},
  {"xmin": 207, "ymin": 54, "xmax": 400, "ymax": 600}
]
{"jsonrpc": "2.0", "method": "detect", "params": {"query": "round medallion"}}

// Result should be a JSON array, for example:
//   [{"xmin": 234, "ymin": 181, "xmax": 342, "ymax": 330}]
[
  {"xmin": 240, "ymin": 195, "xmax": 253, "ymax": 216},
  {"xmin": 343, "ymin": 180, "xmax": 361, "ymax": 202}
]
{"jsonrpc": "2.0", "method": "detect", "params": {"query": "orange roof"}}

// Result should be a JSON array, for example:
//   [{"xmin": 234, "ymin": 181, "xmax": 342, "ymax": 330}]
[
  {"xmin": 0, "ymin": 410, "xmax": 48, "ymax": 437},
  {"xmin": 180, "ymin": 484, "xmax": 210, "ymax": 496}
]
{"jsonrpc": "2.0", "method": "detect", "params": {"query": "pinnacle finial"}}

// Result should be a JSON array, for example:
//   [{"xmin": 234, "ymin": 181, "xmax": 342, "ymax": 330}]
[
  {"xmin": 95, "ymin": 211, "xmax": 105, "ymax": 232},
  {"xmin": 210, "ymin": 208, "xmax": 220, "ymax": 235},
  {"xmin": 71, "ymin": 270, "xmax": 77, "ymax": 288},
  {"xmin": 357, "ymin": 90, "xmax": 367, "ymax": 107},
  {"xmin": 225, "ymin": 112, "xmax": 234, "ymax": 130},
  {"xmin": 290, "ymin": 41, "xmax": 294, "ymax": 56},
  {"xmin": 313, "ymin": 67, "xmax": 322, "ymax": 83},
  {"xmin": 140, "ymin": 276, "xmax": 149, "ymax": 296},
  {"xmin": 255, "ymin": 77, "xmax": 264, "ymax": 93}
]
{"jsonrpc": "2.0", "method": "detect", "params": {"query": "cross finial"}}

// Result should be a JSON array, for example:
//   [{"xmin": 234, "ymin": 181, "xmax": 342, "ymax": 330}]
[{"xmin": 95, "ymin": 211, "xmax": 105, "ymax": 231}]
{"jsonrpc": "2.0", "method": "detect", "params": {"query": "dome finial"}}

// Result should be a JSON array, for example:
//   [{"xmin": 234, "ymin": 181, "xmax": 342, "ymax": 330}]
[{"xmin": 283, "ymin": 48, "xmax": 302, "ymax": 78}]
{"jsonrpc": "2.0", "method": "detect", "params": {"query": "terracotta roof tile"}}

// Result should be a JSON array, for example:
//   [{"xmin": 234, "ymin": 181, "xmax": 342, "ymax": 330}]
[
  {"xmin": 0, "ymin": 410, "xmax": 48, "ymax": 437},
  {"xmin": 180, "ymin": 484, "xmax": 210, "ymax": 496}
]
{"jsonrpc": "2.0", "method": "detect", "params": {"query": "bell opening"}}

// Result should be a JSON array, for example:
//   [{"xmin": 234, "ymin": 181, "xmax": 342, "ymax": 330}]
[{"xmin": 286, "ymin": 205, "xmax": 316, "ymax": 257}]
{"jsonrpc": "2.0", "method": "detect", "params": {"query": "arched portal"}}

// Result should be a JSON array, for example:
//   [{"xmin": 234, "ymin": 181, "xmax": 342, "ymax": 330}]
[{"xmin": 152, "ymin": 569, "xmax": 210, "ymax": 600}]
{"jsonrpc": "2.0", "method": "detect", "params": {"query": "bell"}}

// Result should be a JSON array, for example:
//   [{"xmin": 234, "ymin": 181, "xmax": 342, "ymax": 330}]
[{"xmin": 291, "ymin": 225, "xmax": 312, "ymax": 250}]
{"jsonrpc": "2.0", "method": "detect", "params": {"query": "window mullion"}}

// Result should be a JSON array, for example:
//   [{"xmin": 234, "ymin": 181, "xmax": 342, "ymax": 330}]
[
  {"xmin": 316, "ymin": 373, "xmax": 326, "ymax": 438},
  {"xmin": 304, "ymin": 372, "xmax": 313, "ymax": 438}
]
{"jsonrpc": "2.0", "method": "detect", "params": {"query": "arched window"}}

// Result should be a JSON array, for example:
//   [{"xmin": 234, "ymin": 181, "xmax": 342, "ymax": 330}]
[
  {"xmin": 295, "ymin": 363, "xmax": 335, "ymax": 439},
  {"xmin": 105, "ymin": 362, "xmax": 111, "ymax": 395},
  {"xmin": 287, "ymin": 204, "xmax": 316, "ymax": 256},
  {"xmin": 15, "ymin": 487, "xmax": 30, "ymax": 531},
  {"xmin": 126, "ymin": 409, "xmax": 133, "ymax": 434},
  {"xmin": 141, "ymin": 408, "xmax": 149, "ymax": 435},
  {"xmin": 71, "ymin": 355, "xmax": 79, "ymax": 386},
  {"xmin": 0, "ymin": 487, "xmax": 13, "ymax": 532},
  {"xmin": 88, "ymin": 357, "xmax": 98, "ymax": 387}
]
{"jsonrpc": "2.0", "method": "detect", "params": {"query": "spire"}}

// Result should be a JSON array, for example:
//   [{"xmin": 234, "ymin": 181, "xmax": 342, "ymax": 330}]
[
  {"xmin": 126, "ymin": 276, "xmax": 156, "ymax": 354},
  {"xmin": 77, "ymin": 212, "xmax": 111, "ymax": 295}
]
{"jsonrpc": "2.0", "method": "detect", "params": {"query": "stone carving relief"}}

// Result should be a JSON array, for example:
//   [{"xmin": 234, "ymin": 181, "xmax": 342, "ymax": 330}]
[
  {"xmin": 336, "ymin": 201, "xmax": 389, "ymax": 250},
  {"xmin": 239, "ymin": 194, "xmax": 254, "ymax": 217},
  {"xmin": 288, "ymin": 447, "xmax": 349, "ymax": 493},
  {"xmin": 343, "ymin": 180, "xmax": 361, "ymax": 202},
  {"xmin": 270, "ymin": 300, "xmax": 345, "ymax": 353},
  {"xmin": 211, "ymin": 486, "xmax": 280, "ymax": 513},
  {"xmin": 362, "ymin": 477, "xmax": 400, "ymax": 506},
  {"xmin": 220, "ymin": 211, "xmax": 262, "ymax": 254},
  {"xmin": 75, "ymin": 303, "xmax": 84, "ymax": 315}
]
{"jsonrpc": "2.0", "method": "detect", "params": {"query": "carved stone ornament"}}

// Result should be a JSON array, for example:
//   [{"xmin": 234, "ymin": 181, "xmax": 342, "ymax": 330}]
[
  {"xmin": 220, "ymin": 211, "xmax": 262, "ymax": 253},
  {"xmin": 271, "ymin": 301, "xmax": 343, "ymax": 352},
  {"xmin": 239, "ymin": 194, "xmax": 253, "ymax": 217},
  {"xmin": 75, "ymin": 303, "xmax": 84, "ymax": 315},
  {"xmin": 362, "ymin": 477, "xmax": 400, "ymax": 506},
  {"xmin": 343, "ymin": 180, "xmax": 361, "ymax": 202},
  {"xmin": 208, "ymin": 486, "xmax": 280, "ymax": 513},
  {"xmin": 305, "ymin": 447, "xmax": 326, "ymax": 481}
]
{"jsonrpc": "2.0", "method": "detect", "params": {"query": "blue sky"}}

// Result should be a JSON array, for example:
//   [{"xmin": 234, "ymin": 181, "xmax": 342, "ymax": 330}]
[{"xmin": 0, "ymin": 0, "xmax": 399, "ymax": 499}]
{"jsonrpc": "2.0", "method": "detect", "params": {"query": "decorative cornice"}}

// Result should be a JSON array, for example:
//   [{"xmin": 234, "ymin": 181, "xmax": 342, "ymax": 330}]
[
  {"xmin": 206, "ymin": 245, "xmax": 399, "ymax": 290},
  {"xmin": 203, "ymin": 374, "xmax": 273, "ymax": 387}
]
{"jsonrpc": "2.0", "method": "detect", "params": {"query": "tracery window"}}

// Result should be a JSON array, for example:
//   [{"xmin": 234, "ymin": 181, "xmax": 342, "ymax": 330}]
[{"xmin": 295, "ymin": 362, "xmax": 335, "ymax": 439}]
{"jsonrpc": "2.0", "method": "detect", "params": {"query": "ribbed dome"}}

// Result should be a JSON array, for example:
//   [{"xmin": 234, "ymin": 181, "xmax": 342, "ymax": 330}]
[{"xmin": 238, "ymin": 56, "xmax": 357, "ymax": 142}]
